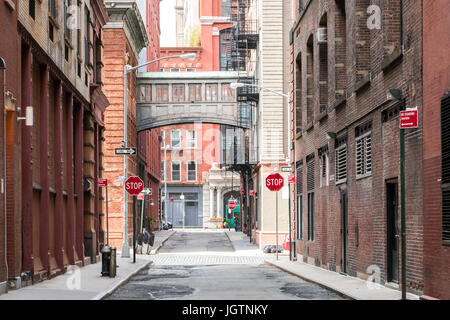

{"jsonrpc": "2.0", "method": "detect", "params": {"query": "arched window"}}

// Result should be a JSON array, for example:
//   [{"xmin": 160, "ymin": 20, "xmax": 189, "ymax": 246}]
[
  {"xmin": 295, "ymin": 52, "xmax": 303, "ymax": 134},
  {"xmin": 318, "ymin": 14, "xmax": 328, "ymax": 115},
  {"xmin": 335, "ymin": 0, "xmax": 347, "ymax": 102},
  {"xmin": 306, "ymin": 35, "xmax": 314, "ymax": 125}
]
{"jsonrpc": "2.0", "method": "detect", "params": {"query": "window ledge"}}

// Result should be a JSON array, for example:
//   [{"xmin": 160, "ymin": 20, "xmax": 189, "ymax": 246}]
[
  {"xmin": 356, "ymin": 173, "xmax": 372, "ymax": 181},
  {"xmin": 305, "ymin": 121, "xmax": 314, "ymax": 132},
  {"xmin": 443, "ymin": 240, "xmax": 450, "ymax": 247},
  {"xmin": 355, "ymin": 74, "xmax": 371, "ymax": 93},
  {"xmin": 317, "ymin": 111, "xmax": 328, "ymax": 122},
  {"xmin": 48, "ymin": 14, "xmax": 60, "ymax": 29},
  {"xmin": 335, "ymin": 179, "xmax": 347, "ymax": 186},
  {"xmin": 334, "ymin": 94, "xmax": 347, "ymax": 109},
  {"xmin": 382, "ymin": 46, "xmax": 403, "ymax": 71},
  {"xmin": 295, "ymin": 131, "xmax": 302, "ymax": 140}
]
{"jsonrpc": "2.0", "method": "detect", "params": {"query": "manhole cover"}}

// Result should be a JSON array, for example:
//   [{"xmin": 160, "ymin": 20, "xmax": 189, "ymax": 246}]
[{"xmin": 280, "ymin": 283, "xmax": 345, "ymax": 300}]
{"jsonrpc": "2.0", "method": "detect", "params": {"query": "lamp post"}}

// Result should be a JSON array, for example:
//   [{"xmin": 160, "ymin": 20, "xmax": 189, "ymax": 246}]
[
  {"xmin": 180, "ymin": 193, "xmax": 185, "ymax": 229},
  {"xmin": 121, "ymin": 53, "xmax": 196, "ymax": 258}
]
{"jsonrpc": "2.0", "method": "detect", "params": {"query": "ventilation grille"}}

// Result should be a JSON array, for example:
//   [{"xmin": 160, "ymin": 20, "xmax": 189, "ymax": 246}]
[
  {"xmin": 356, "ymin": 133, "xmax": 372, "ymax": 178},
  {"xmin": 335, "ymin": 145, "xmax": 347, "ymax": 184},
  {"xmin": 441, "ymin": 95, "xmax": 450, "ymax": 242},
  {"xmin": 307, "ymin": 155, "xmax": 315, "ymax": 192}
]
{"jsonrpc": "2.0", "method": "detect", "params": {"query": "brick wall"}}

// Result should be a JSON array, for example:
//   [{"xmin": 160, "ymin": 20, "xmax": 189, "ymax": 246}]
[
  {"xmin": 422, "ymin": 0, "xmax": 450, "ymax": 300},
  {"xmin": 292, "ymin": 0, "xmax": 423, "ymax": 293}
]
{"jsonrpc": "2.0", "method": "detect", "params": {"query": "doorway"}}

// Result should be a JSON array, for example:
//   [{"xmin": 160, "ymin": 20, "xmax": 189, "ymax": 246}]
[
  {"xmin": 340, "ymin": 190, "xmax": 348, "ymax": 274},
  {"xmin": 386, "ymin": 182, "xmax": 399, "ymax": 283}
]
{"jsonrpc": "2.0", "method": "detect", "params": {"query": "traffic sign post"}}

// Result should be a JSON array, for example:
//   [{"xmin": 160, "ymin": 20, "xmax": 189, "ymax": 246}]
[
  {"xmin": 266, "ymin": 172, "xmax": 284, "ymax": 261},
  {"xmin": 98, "ymin": 179, "xmax": 109, "ymax": 246},
  {"xmin": 124, "ymin": 176, "xmax": 143, "ymax": 263}
]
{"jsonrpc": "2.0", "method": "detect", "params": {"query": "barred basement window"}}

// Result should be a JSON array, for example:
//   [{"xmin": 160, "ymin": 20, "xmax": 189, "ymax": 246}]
[
  {"xmin": 441, "ymin": 94, "xmax": 450, "ymax": 243},
  {"xmin": 335, "ymin": 144, "xmax": 347, "ymax": 184},
  {"xmin": 356, "ymin": 132, "xmax": 372, "ymax": 179}
]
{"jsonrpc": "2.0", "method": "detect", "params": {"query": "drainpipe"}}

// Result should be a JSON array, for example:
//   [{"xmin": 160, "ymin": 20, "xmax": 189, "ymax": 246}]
[{"xmin": 1, "ymin": 58, "xmax": 8, "ymax": 292}]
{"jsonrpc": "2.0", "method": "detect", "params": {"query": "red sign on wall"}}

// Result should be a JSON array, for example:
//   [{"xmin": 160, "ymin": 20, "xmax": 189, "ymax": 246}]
[
  {"xmin": 249, "ymin": 190, "xmax": 255, "ymax": 196},
  {"xmin": 125, "ymin": 176, "xmax": 144, "ymax": 195},
  {"xmin": 288, "ymin": 175, "xmax": 296, "ymax": 184},
  {"xmin": 400, "ymin": 109, "xmax": 419, "ymax": 129},
  {"xmin": 266, "ymin": 173, "xmax": 284, "ymax": 192},
  {"xmin": 98, "ymin": 178, "xmax": 108, "ymax": 187},
  {"xmin": 137, "ymin": 193, "xmax": 145, "ymax": 201},
  {"xmin": 240, "ymin": 189, "xmax": 245, "ymax": 195}
]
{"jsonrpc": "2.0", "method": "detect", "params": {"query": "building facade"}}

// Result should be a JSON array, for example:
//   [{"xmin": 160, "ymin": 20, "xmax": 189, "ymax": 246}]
[
  {"xmin": 0, "ymin": 0, "xmax": 110, "ymax": 293},
  {"xmin": 422, "ymin": 0, "xmax": 450, "ymax": 300},
  {"xmin": 137, "ymin": 71, "xmax": 245, "ymax": 228},
  {"xmin": 103, "ymin": 0, "xmax": 150, "ymax": 249},
  {"xmin": 291, "ymin": 0, "xmax": 424, "ymax": 294},
  {"xmin": 0, "ymin": 0, "xmax": 20, "ymax": 295}
]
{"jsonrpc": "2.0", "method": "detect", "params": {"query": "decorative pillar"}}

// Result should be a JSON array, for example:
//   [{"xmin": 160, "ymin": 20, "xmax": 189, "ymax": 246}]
[
  {"xmin": 21, "ymin": 46, "xmax": 33, "ymax": 273},
  {"xmin": 216, "ymin": 186, "xmax": 223, "ymax": 219},
  {"xmin": 39, "ymin": 64, "xmax": 50, "ymax": 271},
  {"xmin": 74, "ymin": 102, "xmax": 84, "ymax": 263},
  {"xmin": 54, "ymin": 80, "xmax": 64, "ymax": 270},
  {"xmin": 66, "ymin": 92, "xmax": 75, "ymax": 265},
  {"xmin": 209, "ymin": 187, "xmax": 215, "ymax": 218}
]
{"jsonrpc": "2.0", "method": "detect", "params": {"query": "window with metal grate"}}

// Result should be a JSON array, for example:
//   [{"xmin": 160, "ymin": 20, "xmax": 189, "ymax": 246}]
[
  {"xmin": 296, "ymin": 160, "xmax": 303, "ymax": 195},
  {"xmin": 307, "ymin": 154, "xmax": 315, "ymax": 192},
  {"xmin": 335, "ymin": 144, "xmax": 347, "ymax": 184},
  {"xmin": 441, "ymin": 94, "xmax": 450, "ymax": 242},
  {"xmin": 356, "ymin": 132, "xmax": 372, "ymax": 179}
]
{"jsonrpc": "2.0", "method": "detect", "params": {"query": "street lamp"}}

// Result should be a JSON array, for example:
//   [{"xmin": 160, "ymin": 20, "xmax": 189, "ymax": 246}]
[{"xmin": 121, "ymin": 53, "xmax": 196, "ymax": 258}]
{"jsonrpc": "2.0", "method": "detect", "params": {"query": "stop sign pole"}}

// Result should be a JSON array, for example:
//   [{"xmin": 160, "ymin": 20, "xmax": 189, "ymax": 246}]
[
  {"xmin": 123, "ymin": 176, "xmax": 144, "ymax": 262},
  {"xmin": 266, "ymin": 171, "xmax": 285, "ymax": 261}
]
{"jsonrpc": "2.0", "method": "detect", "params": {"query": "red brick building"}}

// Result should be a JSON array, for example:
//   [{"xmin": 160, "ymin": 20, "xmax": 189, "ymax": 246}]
[
  {"xmin": 103, "ymin": 1, "xmax": 152, "ymax": 249},
  {"xmin": 0, "ymin": 0, "xmax": 20, "ymax": 295},
  {"xmin": 291, "ymin": 0, "xmax": 423, "ymax": 294},
  {"xmin": 422, "ymin": 0, "xmax": 450, "ymax": 300}
]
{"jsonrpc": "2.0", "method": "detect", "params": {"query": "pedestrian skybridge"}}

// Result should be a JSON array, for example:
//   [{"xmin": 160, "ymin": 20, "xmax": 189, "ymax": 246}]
[{"xmin": 136, "ymin": 71, "xmax": 253, "ymax": 131}]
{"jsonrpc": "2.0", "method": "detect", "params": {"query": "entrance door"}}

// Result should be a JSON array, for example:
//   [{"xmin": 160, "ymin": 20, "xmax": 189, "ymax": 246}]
[
  {"xmin": 340, "ymin": 190, "xmax": 348, "ymax": 274},
  {"xmin": 386, "ymin": 182, "xmax": 399, "ymax": 283},
  {"xmin": 185, "ymin": 202, "xmax": 199, "ymax": 227}
]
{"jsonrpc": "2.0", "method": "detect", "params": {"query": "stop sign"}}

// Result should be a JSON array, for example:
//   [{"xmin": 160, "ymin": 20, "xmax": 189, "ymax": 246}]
[
  {"xmin": 228, "ymin": 201, "xmax": 236, "ymax": 210},
  {"xmin": 125, "ymin": 176, "xmax": 144, "ymax": 195},
  {"xmin": 266, "ymin": 173, "xmax": 284, "ymax": 192}
]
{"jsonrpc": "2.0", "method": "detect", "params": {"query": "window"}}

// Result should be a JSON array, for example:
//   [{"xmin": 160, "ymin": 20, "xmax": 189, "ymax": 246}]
[
  {"xmin": 220, "ymin": 29, "xmax": 232, "ymax": 70},
  {"xmin": 171, "ymin": 130, "xmax": 181, "ymax": 148},
  {"xmin": 355, "ymin": 132, "xmax": 372, "ymax": 179},
  {"xmin": 49, "ymin": 0, "xmax": 57, "ymax": 18},
  {"xmin": 186, "ymin": 68, "xmax": 196, "ymax": 72},
  {"xmin": 188, "ymin": 84, "xmax": 202, "ymax": 101},
  {"xmin": 222, "ymin": 0, "xmax": 231, "ymax": 17},
  {"xmin": 171, "ymin": 161, "xmax": 181, "ymax": 181},
  {"xmin": 306, "ymin": 36, "xmax": 314, "ymax": 124},
  {"xmin": 161, "ymin": 130, "xmax": 165, "ymax": 148},
  {"xmin": 139, "ymin": 84, "xmax": 152, "ymax": 102},
  {"xmin": 441, "ymin": 95, "xmax": 450, "ymax": 242},
  {"xmin": 186, "ymin": 130, "xmax": 196, "ymax": 148},
  {"xmin": 295, "ymin": 53, "xmax": 302, "ymax": 134},
  {"xmin": 64, "ymin": 0, "xmax": 71, "ymax": 39},
  {"xmin": 319, "ymin": 147, "xmax": 329, "ymax": 188},
  {"xmin": 160, "ymin": 68, "xmax": 165, "ymax": 72},
  {"xmin": 187, "ymin": 161, "xmax": 197, "ymax": 181},
  {"xmin": 29, "ymin": 0, "xmax": 35, "ymax": 19},
  {"xmin": 172, "ymin": 84, "xmax": 185, "ymax": 102},
  {"xmin": 335, "ymin": 144, "xmax": 347, "ymax": 184},
  {"xmin": 306, "ymin": 154, "xmax": 315, "ymax": 242},
  {"xmin": 84, "ymin": 5, "xmax": 91, "ymax": 66},
  {"xmin": 156, "ymin": 85, "xmax": 169, "ymax": 102},
  {"xmin": 221, "ymin": 83, "xmax": 234, "ymax": 101},
  {"xmin": 206, "ymin": 84, "xmax": 218, "ymax": 101},
  {"xmin": 171, "ymin": 68, "xmax": 180, "ymax": 72},
  {"xmin": 296, "ymin": 161, "xmax": 303, "ymax": 240},
  {"xmin": 49, "ymin": 21, "xmax": 54, "ymax": 42}
]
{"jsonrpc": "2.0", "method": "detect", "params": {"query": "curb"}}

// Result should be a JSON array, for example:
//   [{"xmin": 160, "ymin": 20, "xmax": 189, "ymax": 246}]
[
  {"xmin": 224, "ymin": 232, "xmax": 236, "ymax": 252},
  {"xmin": 92, "ymin": 260, "xmax": 154, "ymax": 300},
  {"xmin": 151, "ymin": 230, "xmax": 177, "ymax": 255},
  {"xmin": 264, "ymin": 260, "xmax": 356, "ymax": 300}
]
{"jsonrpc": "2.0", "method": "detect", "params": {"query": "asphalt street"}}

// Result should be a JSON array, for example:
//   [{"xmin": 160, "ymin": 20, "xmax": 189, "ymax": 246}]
[{"xmin": 105, "ymin": 232, "xmax": 347, "ymax": 300}]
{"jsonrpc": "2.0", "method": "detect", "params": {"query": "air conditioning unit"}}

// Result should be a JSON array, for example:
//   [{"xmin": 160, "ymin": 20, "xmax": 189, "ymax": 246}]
[{"xmin": 317, "ymin": 27, "xmax": 327, "ymax": 44}]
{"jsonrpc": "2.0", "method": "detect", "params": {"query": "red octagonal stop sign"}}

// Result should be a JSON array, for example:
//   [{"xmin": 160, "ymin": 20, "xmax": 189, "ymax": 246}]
[
  {"xmin": 266, "ymin": 173, "xmax": 284, "ymax": 192},
  {"xmin": 125, "ymin": 176, "xmax": 144, "ymax": 195},
  {"xmin": 228, "ymin": 201, "xmax": 236, "ymax": 210}
]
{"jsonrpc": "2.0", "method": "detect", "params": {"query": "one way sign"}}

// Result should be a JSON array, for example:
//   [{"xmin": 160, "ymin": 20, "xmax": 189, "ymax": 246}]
[{"xmin": 115, "ymin": 148, "xmax": 137, "ymax": 155}]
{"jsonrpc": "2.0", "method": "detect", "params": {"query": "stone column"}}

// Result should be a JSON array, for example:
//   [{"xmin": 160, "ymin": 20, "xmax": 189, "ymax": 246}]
[
  {"xmin": 209, "ymin": 187, "xmax": 215, "ymax": 218},
  {"xmin": 216, "ymin": 186, "xmax": 223, "ymax": 219}
]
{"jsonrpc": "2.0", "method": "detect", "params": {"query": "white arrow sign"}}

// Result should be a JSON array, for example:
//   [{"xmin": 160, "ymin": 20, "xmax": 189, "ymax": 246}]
[
  {"xmin": 141, "ymin": 188, "xmax": 152, "ymax": 196},
  {"xmin": 115, "ymin": 148, "xmax": 137, "ymax": 155}
]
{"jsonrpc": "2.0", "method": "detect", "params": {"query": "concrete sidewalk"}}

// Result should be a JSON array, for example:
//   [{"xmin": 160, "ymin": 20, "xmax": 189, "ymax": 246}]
[
  {"xmin": 0, "ymin": 230, "xmax": 176, "ymax": 300},
  {"xmin": 265, "ymin": 256, "xmax": 420, "ymax": 300},
  {"xmin": 225, "ymin": 230, "xmax": 289, "ymax": 257}
]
